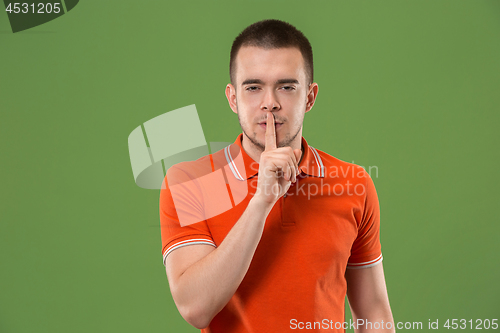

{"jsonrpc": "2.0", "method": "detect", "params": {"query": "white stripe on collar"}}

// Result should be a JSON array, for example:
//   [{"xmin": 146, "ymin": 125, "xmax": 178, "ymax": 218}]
[
  {"xmin": 224, "ymin": 146, "xmax": 244, "ymax": 181},
  {"xmin": 309, "ymin": 146, "xmax": 325, "ymax": 177}
]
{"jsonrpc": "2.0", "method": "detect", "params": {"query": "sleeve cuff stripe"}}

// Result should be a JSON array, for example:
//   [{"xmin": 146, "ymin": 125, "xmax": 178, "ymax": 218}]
[
  {"xmin": 347, "ymin": 254, "xmax": 383, "ymax": 268},
  {"xmin": 162, "ymin": 239, "xmax": 216, "ymax": 265}
]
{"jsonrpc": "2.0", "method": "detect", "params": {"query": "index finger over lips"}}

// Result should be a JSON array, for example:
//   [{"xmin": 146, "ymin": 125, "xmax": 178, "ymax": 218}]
[{"xmin": 264, "ymin": 111, "xmax": 277, "ymax": 151}]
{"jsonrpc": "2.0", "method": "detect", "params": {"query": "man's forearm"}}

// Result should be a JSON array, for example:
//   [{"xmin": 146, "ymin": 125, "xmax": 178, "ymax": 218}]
[{"xmin": 172, "ymin": 196, "xmax": 273, "ymax": 328}]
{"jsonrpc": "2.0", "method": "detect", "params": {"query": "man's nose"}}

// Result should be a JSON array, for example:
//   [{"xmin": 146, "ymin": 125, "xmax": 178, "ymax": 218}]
[{"xmin": 260, "ymin": 90, "xmax": 280, "ymax": 111}]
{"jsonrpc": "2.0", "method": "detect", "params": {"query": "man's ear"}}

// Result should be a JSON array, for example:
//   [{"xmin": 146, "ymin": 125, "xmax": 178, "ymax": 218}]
[
  {"xmin": 305, "ymin": 83, "xmax": 319, "ymax": 113},
  {"xmin": 225, "ymin": 84, "xmax": 238, "ymax": 114}
]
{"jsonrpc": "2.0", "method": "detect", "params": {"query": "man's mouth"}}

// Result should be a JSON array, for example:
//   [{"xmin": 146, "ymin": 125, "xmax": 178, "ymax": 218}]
[{"xmin": 259, "ymin": 122, "xmax": 283, "ymax": 129}]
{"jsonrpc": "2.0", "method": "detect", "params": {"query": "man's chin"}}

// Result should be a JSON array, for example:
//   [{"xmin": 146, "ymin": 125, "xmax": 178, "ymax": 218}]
[
  {"xmin": 260, "ymin": 137, "xmax": 291, "ymax": 149},
  {"xmin": 242, "ymin": 129, "xmax": 293, "ymax": 150}
]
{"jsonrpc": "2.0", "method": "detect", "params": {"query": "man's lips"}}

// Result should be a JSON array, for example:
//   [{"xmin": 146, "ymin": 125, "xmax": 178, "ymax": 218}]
[{"xmin": 259, "ymin": 123, "xmax": 283, "ymax": 129}]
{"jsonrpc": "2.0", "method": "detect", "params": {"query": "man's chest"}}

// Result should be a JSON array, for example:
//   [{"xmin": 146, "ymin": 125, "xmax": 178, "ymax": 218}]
[{"xmin": 206, "ymin": 177, "xmax": 364, "ymax": 269}]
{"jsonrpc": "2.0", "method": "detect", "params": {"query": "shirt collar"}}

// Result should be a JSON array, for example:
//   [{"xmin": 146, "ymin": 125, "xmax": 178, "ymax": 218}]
[{"xmin": 223, "ymin": 133, "xmax": 325, "ymax": 181}]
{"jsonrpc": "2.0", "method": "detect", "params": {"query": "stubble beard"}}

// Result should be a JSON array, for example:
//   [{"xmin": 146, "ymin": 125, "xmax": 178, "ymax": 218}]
[{"xmin": 236, "ymin": 108, "xmax": 303, "ymax": 152}]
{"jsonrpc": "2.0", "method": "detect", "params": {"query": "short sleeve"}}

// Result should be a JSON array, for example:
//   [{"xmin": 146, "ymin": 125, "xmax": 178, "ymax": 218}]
[
  {"xmin": 347, "ymin": 172, "xmax": 383, "ymax": 269},
  {"xmin": 159, "ymin": 165, "xmax": 216, "ymax": 267}
]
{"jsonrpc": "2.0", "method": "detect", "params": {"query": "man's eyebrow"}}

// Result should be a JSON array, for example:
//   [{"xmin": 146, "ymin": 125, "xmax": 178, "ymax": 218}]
[
  {"xmin": 241, "ymin": 79, "xmax": 264, "ymax": 85},
  {"xmin": 276, "ymin": 79, "xmax": 299, "ymax": 84},
  {"xmin": 241, "ymin": 78, "xmax": 300, "ymax": 85}
]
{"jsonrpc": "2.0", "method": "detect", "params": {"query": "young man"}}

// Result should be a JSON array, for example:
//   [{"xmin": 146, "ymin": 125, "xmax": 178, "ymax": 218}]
[{"xmin": 160, "ymin": 19, "xmax": 394, "ymax": 332}]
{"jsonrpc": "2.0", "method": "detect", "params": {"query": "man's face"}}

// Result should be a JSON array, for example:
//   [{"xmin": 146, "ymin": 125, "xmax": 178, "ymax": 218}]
[{"xmin": 227, "ymin": 46, "xmax": 315, "ymax": 151}]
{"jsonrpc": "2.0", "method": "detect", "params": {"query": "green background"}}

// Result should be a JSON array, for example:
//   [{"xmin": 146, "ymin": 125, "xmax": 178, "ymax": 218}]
[{"xmin": 1, "ymin": 0, "xmax": 499, "ymax": 332}]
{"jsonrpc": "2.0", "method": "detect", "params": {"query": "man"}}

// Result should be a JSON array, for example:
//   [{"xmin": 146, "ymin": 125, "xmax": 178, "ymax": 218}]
[{"xmin": 160, "ymin": 19, "xmax": 395, "ymax": 332}]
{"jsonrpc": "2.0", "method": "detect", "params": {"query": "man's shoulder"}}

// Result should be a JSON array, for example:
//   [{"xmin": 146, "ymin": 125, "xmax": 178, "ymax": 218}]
[
  {"xmin": 310, "ymin": 146, "xmax": 371, "ymax": 181},
  {"xmin": 165, "ymin": 144, "xmax": 232, "ymax": 183}
]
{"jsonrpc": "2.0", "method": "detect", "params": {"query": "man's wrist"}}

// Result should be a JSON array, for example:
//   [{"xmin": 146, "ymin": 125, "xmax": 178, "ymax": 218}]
[{"xmin": 248, "ymin": 194, "xmax": 276, "ymax": 216}]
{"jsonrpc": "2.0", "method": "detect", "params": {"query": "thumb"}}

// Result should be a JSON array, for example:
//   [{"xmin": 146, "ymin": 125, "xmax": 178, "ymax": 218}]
[{"xmin": 294, "ymin": 148, "xmax": 302, "ymax": 165}]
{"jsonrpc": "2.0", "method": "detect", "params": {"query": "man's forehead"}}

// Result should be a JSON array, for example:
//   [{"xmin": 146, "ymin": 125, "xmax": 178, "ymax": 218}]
[{"xmin": 235, "ymin": 46, "xmax": 306, "ymax": 83}]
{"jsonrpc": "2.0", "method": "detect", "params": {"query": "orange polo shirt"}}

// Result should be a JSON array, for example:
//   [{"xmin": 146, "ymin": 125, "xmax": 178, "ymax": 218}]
[{"xmin": 160, "ymin": 133, "xmax": 383, "ymax": 333}]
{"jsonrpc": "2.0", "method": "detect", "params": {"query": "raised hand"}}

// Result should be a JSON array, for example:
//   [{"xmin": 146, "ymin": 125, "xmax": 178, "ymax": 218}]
[{"xmin": 254, "ymin": 112, "xmax": 302, "ymax": 204}]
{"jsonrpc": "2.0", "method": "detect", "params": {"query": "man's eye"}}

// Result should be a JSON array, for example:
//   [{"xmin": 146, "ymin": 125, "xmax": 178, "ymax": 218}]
[
  {"xmin": 246, "ymin": 86, "xmax": 259, "ymax": 91},
  {"xmin": 281, "ymin": 86, "xmax": 296, "ymax": 91}
]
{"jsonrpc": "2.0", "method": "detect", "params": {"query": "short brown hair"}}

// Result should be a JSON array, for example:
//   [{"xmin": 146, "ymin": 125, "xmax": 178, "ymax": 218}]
[{"xmin": 230, "ymin": 19, "xmax": 314, "ymax": 85}]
